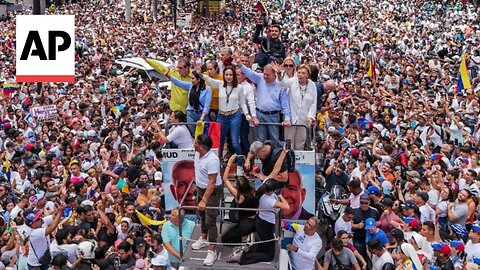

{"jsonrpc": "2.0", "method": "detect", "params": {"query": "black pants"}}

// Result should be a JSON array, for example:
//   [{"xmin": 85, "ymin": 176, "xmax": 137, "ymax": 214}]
[
  {"xmin": 239, "ymin": 217, "xmax": 275, "ymax": 265},
  {"xmin": 222, "ymin": 217, "xmax": 256, "ymax": 244}
]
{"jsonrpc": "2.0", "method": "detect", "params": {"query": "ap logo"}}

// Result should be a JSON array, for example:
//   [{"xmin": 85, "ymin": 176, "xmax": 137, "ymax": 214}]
[{"xmin": 16, "ymin": 15, "xmax": 75, "ymax": 82}]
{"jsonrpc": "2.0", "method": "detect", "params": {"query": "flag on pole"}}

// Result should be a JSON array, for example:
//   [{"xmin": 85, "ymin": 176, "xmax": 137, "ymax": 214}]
[
  {"xmin": 367, "ymin": 53, "xmax": 377, "ymax": 82},
  {"xmin": 456, "ymin": 54, "xmax": 472, "ymax": 92},
  {"xmin": 255, "ymin": 0, "xmax": 269, "ymax": 16},
  {"xmin": 281, "ymin": 0, "xmax": 291, "ymax": 10}
]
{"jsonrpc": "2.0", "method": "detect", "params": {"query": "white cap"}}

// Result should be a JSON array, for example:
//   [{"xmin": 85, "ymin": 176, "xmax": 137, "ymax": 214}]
[
  {"xmin": 78, "ymin": 240, "xmax": 97, "ymax": 260},
  {"xmin": 154, "ymin": 171, "xmax": 163, "ymax": 181},
  {"xmin": 87, "ymin": 130, "xmax": 96, "ymax": 137}
]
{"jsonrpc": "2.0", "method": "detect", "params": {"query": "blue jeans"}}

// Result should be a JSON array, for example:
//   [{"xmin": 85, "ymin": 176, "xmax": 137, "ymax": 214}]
[
  {"xmin": 217, "ymin": 111, "xmax": 242, "ymax": 157},
  {"xmin": 256, "ymin": 110, "xmax": 281, "ymax": 147},
  {"xmin": 240, "ymin": 114, "xmax": 251, "ymax": 155},
  {"xmin": 186, "ymin": 110, "xmax": 208, "ymax": 136}
]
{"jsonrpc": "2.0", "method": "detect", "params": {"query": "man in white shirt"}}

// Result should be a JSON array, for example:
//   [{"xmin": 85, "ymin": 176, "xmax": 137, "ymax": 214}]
[
  {"xmin": 335, "ymin": 207, "xmax": 355, "ymax": 235},
  {"xmin": 190, "ymin": 134, "xmax": 223, "ymax": 266},
  {"xmin": 368, "ymin": 238, "xmax": 393, "ymax": 270},
  {"xmin": 26, "ymin": 203, "xmax": 66, "ymax": 269},
  {"xmin": 414, "ymin": 191, "xmax": 435, "ymax": 223},
  {"xmin": 285, "ymin": 217, "xmax": 323, "ymax": 270}
]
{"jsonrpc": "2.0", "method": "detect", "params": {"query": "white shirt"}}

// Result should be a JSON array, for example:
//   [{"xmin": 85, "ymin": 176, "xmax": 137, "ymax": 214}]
[
  {"xmin": 372, "ymin": 251, "xmax": 394, "ymax": 270},
  {"xmin": 27, "ymin": 228, "xmax": 50, "ymax": 266},
  {"xmin": 334, "ymin": 215, "xmax": 352, "ymax": 235},
  {"xmin": 201, "ymin": 76, "xmax": 248, "ymax": 113},
  {"xmin": 10, "ymin": 205, "xmax": 23, "ymax": 220},
  {"xmin": 259, "ymin": 193, "xmax": 278, "ymax": 224},
  {"xmin": 290, "ymin": 226, "xmax": 322, "ymax": 270},
  {"xmin": 466, "ymin": 240, "xmax": 480, "ymax": 263},
  {"xmin": 419, "ymin": 204, "xmax": 435, "ymax": 223},
  {"xmin": 50, "ymin": 240, "xmax": 78, "ymax": 264},
  {"xmin": 280, "ymin": 78, "xmax": 317, "ymax": 124},
  {"xmin": 240, "ymin": 80, "xmax": 257, "ymax": 117},
  {"xmin": 166, "ymin": 125, "xmax": 193, "ymax": 149},
  {"xmin": 194, "ymin": 150, "xmax": 221, "ymax": 189}
]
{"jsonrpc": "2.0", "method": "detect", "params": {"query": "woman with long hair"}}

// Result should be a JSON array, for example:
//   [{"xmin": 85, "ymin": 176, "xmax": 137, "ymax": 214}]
[
  {"xmin": 200, "ymin": 66, "xmax": 248, "ymax": 157},
  {"xmin": 166, "ymin": 69, "xmax": 212, "ymax": 135},
  {"xmin": 228, "ymin": 178, "xmax": 289, "ymax": 265},
  {"xmin": 222, "ymin": 154, "xmax": 259, "ymax": 248}
]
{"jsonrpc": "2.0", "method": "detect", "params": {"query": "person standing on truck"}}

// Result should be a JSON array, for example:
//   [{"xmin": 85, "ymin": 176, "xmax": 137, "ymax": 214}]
[{"xmin": 190, "ymin": 134, "xmax": 223, "ymax": 266}]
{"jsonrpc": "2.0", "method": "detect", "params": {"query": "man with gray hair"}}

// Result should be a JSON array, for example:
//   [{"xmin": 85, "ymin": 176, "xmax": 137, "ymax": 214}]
[
  {"xmin": 282, "ymin": 217, "xmax": 322, "ymax": 270},
  {"xmin": 238, "ymin": 61, "xmax": 291, "ymax": 148},
  {"xmin": 245, "ymin": 140, "xmax": 288, "ymax": 183}
]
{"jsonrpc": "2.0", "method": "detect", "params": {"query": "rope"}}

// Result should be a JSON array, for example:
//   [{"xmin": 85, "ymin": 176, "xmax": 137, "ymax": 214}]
[{"xmin": 179, "ymin": 236, "xmax": 281, "ymax": 246}]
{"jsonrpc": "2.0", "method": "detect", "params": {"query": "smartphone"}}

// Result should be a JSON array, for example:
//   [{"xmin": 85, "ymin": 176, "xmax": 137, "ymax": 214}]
[
  {"xmin": 285, "ymin": 139, "xmax": 292, "ymax": 150},
  {"xmin": 63, "ymin": 206, "xmax": 72, "ymax": 218},
  {"xmin": 275, "ymin": 188, "xmax": 283, "ymax": 196},
  {"xmin": 236, "ymin": 155, "xmax": 245, "ymax": 166},
  {"xmin": 454, "ymin": 139, "xmax": 458, "ymax": 146}
]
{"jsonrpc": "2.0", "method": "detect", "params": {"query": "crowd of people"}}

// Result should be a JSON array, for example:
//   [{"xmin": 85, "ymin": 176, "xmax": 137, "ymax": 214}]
[{"xmin": 0, "ymin": 0, "xmax": 480, "ymax": 269}]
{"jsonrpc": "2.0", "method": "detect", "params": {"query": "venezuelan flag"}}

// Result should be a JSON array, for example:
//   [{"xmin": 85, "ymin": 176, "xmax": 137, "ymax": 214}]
[
  {"xmin": 194, "ymin": 122, "xmax": 221, "ymax": 149},
  {"xmin": 367, "ymin": 53, "xmax": 377, "ymax": 82},
  {"xmin": 281, "ymin": 0, "xmax": 290, "ymax": 10},
  {"xmin": 457, "ymin": 54, "xmax": 472, "ymax": 92},
  {"xmin": 2, "ymin": 83, "xmax": 18, "ymax": 97},
  {"xmin": 255, "ymin": 0, "xmax": 268, "ymax": 16}
]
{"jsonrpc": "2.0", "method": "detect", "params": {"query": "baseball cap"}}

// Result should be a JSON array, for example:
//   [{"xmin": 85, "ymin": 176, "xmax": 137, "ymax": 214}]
[
  {"xmin": 382, "ymin": 181, "xmax": 392, "ymax": 195},
  {"xmin": 25, "ymin": 210, "xmax": 43, "ymax": 226},
  {"xmin": 432, "ymin": 242, "xmax": 451, "ymax": 256},
  {"xmin": 401, "ymin": 200, "xmax": 417, "ymax": 209},
  {"xmin": 430, "ymin": 153, "xmax": 443, "ymax": 160},
  {"xmin": 474, "ymin": 257, "xmax": 480, "ymax": 265},
  {"xmin": 0, "ymin": 250, "xmax": 15, "ymax": 265},
  {"xmin": 134, "ymin": 237, "xmax": 147, "ymax": 247},
  {"xmin": 402, "ymin": 216, "xmax": 419, "ymax": 228},
  {"xmin": 138, "ymin": 181, "xmax": 148, "ymax": 188},
  {"xmin": 380, "ymin": 197, "xmax": 394, "ymax": 208},
  {"xmin": 359, "ymin": 194, "xmax": 370, "ymax": 203},
  {"xmin": 406, "ymin": 170, "xmax": 420, "ymax": 178},
  {"xmin": 365, "ymin": 218, "xmax": 376, "ymax": 230},
  {"xmin": 449, "ymin": 240, "xmax": 465, "ymax": 252},
  {"xmin": 390, "ymin": 228, "xmax": 404, "ymax": 241},
  {"xmin": 472, "ymin": 223, "xmax": 480, "ymax": 233},
  {"xmin": 451, "ymin": 224, "xmax": 468, "ymax": 238},
  {"xmin": 365, "ymin": 186, "xmax": 380, "ymax": 195}
]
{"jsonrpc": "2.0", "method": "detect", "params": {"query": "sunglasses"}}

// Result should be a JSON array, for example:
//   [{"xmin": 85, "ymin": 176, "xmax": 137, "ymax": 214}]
[{"xmin": 284, "ymin": 64, "xmax": 295, "ymax": 68}]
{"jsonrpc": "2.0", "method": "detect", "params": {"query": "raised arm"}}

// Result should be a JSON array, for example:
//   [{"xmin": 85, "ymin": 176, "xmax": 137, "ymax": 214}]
[
  {"xmin": 240, "ymin": 64, "xmax": 263, "ymax": 85},
  {"xmin": 199, "ymin": 74, "xmax": 223, "ymax": 90},
  {"xmin": 223, "ymin": 154, "xmax": 239, "ymax": 199},
  {"xmin": 170, "ymin": 76, "xmax": 193, "ymax": 91},
  {"xmin": 145, "ymin": 58, "xmax": 168, "ymax": 74}
]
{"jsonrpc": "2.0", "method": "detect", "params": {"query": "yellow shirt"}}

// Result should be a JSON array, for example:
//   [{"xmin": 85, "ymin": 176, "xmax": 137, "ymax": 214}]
[
  {"xmin": 203, "ymin": 72, "xmax": 223, "ymax": 110},
  {"xmin": 145, "ymin": 58, "xmax": 191, "ymax": 113}
]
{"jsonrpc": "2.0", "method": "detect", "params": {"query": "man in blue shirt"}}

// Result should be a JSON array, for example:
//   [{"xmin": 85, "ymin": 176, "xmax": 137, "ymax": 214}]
[
  {"xmin": 365, "ymin": 218, "xmax": 389, "ymax": 246},
  {"xmin": 161, "ymin": 208, "xmax": 195, "ymax": 269},
  {"xmin": 239, "ymin": 63, "xmax": 291, "ymax": 147}
]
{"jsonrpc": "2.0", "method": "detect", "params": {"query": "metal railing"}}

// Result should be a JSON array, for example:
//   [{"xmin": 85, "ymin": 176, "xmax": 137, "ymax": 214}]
[
  {"xmin": 163, "ymin": 121, "xmax": 313, "ymax": 151},
  {"xmin": 177, "ymin": 204, "xmax": 282, "ymax": 261},
  {"xmin": 252, "ymin": 122, "xmax": 313, "ymax": 151}
]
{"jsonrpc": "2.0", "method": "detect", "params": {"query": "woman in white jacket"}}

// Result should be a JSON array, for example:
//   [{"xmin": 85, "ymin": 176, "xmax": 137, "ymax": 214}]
[
  {"xmin": 200, "ymin": 66, "xmax": 249, "ymax": 157},
  {"xmin": 275, "ymin": 63, "xmax": 317, "ymax": 150}
]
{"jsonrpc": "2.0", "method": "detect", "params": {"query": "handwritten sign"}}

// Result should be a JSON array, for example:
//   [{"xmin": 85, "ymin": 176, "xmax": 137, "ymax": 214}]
[{"xmin": 31, "ymin": 105, "xmax": 59, "ymax": 121}]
